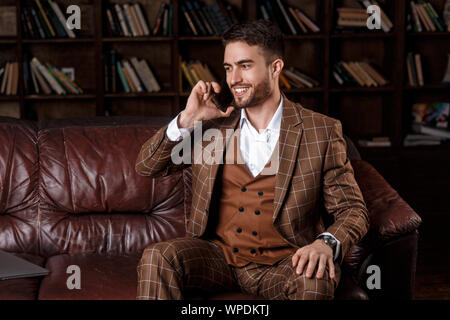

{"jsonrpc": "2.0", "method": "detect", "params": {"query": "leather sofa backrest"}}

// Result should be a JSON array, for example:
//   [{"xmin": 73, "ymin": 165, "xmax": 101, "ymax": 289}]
[{"xmin": 0, "ymin": 117, "xmax": 187, "ymax": 257}]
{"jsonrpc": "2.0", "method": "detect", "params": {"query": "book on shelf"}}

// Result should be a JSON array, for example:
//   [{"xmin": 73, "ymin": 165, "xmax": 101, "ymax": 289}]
[
  {"xmin": 258, "ymin": 0, "xmax": 320, "ymax": 34},
  {"xmin": 104, "ymin": 51, "xmax": 161, "ymax": 93},
  {"xmin": 442, "ymin": 53, "xmax": 450, "ymax": 84},
  {"xmin": 25, "ymin": 56, "xmax": 83, "ymax": 95},
  {"xmin": 445, "ymin": 0, "xmax": 450, "ymax": 31},
  {"xmin": 410, "ymin": 101, "xmax": 449, "ymax": 144},
  {"xmin": 358, "ymin": 136, "xmax": 392, "ymax": 147},
  {"xmin": 21, "ymin": 0, "xmax": 77, "ymax": 39},
  {"xmin": 181, "ymin": 60, "xmax": 217, "ymax": 90},
  {"xmin": 332, "ymin": 61, "xmax": 388, "ymax": 87},
  {"xmin": 403, "ymin": 133, "xmax": 447, "ymax": 146},
  {"xmin": 106, "ymin": 2, "xmax": 161, "ymax": 37},
  {"xmin": 0, "ymin": 61, "xmax": 19, "ymax": 96},
  {"xmin": 406, "ymin": 52, "xmax": 425, "ymax": 86},
  {"xmin": 281, "ymin": 67, "xmax": 320, "ymax": 89},
  {"xmin": 0, "ymin": 6, "xmax": 17, "ymax": 37},
  {"xmin": 336, "ymin": 1, "xmax": 393, "ymax": 33},
  {"xmin": 408, "ymin": 0, "xmax": 447, "ymax": 32},
  {"xmin": 181, "ymin": 0, "xmax": 239, "ymax": 36}
]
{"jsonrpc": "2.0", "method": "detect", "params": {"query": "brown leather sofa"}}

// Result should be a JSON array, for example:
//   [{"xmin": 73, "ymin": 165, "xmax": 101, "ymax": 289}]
[{"xmin": 0, "ymin": 116, "xmax": 422, "ymax": 300}]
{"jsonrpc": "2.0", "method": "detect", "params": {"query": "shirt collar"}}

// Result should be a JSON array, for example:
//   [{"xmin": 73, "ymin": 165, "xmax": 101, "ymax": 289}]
[{"xmin": 240, "ymin": 95, "xmax": 283, "ymax": 134}]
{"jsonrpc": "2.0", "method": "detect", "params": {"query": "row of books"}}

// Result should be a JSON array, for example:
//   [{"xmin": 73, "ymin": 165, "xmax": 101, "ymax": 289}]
[
  {"xmin": 333, "ymin": 61, "xmax": 388, "ymax": 87},
  {"xmin": 406, "ymin": 52, "xmax": 425, "ymax": 86},
  {"xmin": 280, "ymin": 67, "xmax": 320, "ymax": 89},
  {"xmin": 358, "ymin": 136, "xmax": 392, "ymax": 147},
  {"xmin": 22, "ymin": 0, "xmax": 77, "ymax": 39},
  {"xmin": 181, "ymin": 60, "xmax": 217, "ymax": 89},
  {"xmin": 181, "ymin": 0, "xmax": 239, "ymax": 36},
  {"xmin": 408, "ymin": 0, "xmax": 447, "ymax": 32},
  {"xmin": 104, "ymin": 51, "xmax": 161, "ymax": 94},
  {"xmin": 24, "ymin": 57, "xmax": 83, "ymax": 95},
  {"xmin": 0, "ymin": 62, "xmax": 19, "ymax": 96},
  {"xmin": 105, "ymin": 2, "xmax": 172, "ymax": 37},
  {"xmin": 259, "ymin": 0, "xmax": 320, "ymax": 35},
  {"xmin": 336, "ymin": 0, "xmax": 393, "ymax": 33}
]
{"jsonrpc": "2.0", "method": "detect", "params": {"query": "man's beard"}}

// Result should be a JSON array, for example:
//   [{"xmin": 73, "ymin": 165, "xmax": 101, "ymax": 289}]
[{"xmin": 231, "ymin": 76, "xmax": 271, "ymax": 109}]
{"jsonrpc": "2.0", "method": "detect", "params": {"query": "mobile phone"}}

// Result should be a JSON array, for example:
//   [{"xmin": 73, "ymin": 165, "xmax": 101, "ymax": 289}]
[{"xmin": 211, "ymin": 77, "xmax": 234, "ymax": 112}]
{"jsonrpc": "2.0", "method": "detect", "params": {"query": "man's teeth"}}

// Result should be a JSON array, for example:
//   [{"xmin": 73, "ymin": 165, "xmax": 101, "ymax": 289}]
[{"xmin": 235, "ymin": 88, "xmax": 248, "ymax": 93}]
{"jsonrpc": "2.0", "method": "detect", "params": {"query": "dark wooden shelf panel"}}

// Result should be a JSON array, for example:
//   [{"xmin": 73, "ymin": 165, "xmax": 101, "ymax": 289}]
[
  {"xmin": 285, "ymin": 88, "xmax": 324, "ymax": 93},
  {"xmin": 104, "ymin": 92, "xmax": 177, "ymax": 98},
  {"xmin": 330, "ymin": 86, "xmax": 395, "ymax": 93},
  {"xmin": 331, "ymin": 32, "xmax": 395, "ymax": 39},
  {"xmin": 407, "ymin": 32, "xmax": 450, "ymax": 37},
  {"xmin": 0, "ymin": 96, "xmax": 19, "ymax": 101},
  {"xmin": 178, "ymin": 36, "xmax": 222, "ymax": 41},
  {"xmin": 24, "ymin": 94, "xmax": 96, "ymax": 100},
  {"xmin": 283, "ymin": 34, "xmax": 325, "ymax": 40},
  {"xmin": 102, "ymin": 37, "xmax": 174, "ymax": 42},
  {"xmin": 403, "ymin": 84, "xmax": 450, "ymax": 91},
  {"xmin": 22, "ymin": 38, "xmax": 96, "ymax": 44},
  {"xmin": 0, "ymin": 38, "xmax": 16, "ymax": 44}
]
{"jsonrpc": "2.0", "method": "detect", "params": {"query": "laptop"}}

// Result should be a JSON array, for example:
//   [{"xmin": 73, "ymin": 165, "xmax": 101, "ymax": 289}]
[{"xmin": 0, "ymin": 250, "xmax": 49, "ymax": 280}]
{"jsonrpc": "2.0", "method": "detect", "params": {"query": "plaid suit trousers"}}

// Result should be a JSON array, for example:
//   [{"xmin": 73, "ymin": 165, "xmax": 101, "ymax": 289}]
[{"xmin": 136, "ymin": 237, "xmax": 339, "ymax": 300}]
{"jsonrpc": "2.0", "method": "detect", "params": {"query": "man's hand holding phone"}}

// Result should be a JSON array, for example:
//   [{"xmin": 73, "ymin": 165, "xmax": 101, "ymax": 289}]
[{"xmin": 178, "ymin": 81, "xmax": 234, "ymax": 129}]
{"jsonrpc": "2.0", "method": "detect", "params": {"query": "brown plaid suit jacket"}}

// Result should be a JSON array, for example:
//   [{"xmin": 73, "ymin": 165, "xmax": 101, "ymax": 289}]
[{"xmin": 136, "ymin": 96, "xmax": 369, "ymax": 264}]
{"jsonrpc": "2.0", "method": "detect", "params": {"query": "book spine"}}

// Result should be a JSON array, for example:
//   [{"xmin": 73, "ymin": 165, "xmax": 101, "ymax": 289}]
[
  {"xmin": 408, "ymin": 52, "xmax": 419, "ymax": 86},
  {"xmin": 410, "ymin": 2, "xmax": 423, "ymax": 32},
  {"xmin": 23, "ymin": 9, "xmax": 37, "ymax": 39},
  {"xmin": 152, "ymin": 3, "xmax": 166, "ymax": 36},
  {"xmin": 106, "ymin": 8, "xmax": 117, "ymax": 37},
  {"xmin": 131, "ymin": 57, "xmax": 152, "ymax": 92},
  {"xmin": 116, "ymin": 60, "xmax": 130, "ymax": 93},
  {"xmin": 35, "ymin": 0, "xmax": 56, "ymax": 37},
  {"xmin": 181, "ymin": 61, "xmax": 195, "ymax": 88},
  {"xmin": 133, "ymin": 3, "xmax": 150, "ymax": 36},
  {"xmin": 49, "ymin": 0, "xmax": 76, "ymax": 38},
  {"xmin": 54, "ymin": 67, "xmax": 82, "ymax": 94},
  {"xmin": 168, "ymin": 4, "xmax": 173, "ymax": 36},
  {"xmin": 414, "ymin": 53, "xmax": 424, "ymax": 86},
  {"xmin": 186, "ymin": 1, "xmax": 207, "ymax": 36},
  {"xmin": 162, "ymin": 6, "xmax": 169, "ymax": 36},
  {"xmin": 194, "ymin": 1, "xmax": 213, "ymax": 35},
  {"xmin": 181, "ymin": 5, "xmax": 198, "ymax": 36},
  {"xmin": 130, "ymin": 4, "xmax": 144, "ymax": 36},
  {"xmin": 123, "ymin": 4, "xmax": 137, "ymax": 36},
  {"xmin": 30, "ymin": 7, "xmax": 47, "ymax": 39},
  {"xmin": 47, "ymin": 64, "xmax": 75, "ymax": 94},
  {"xmin": 424, "ymin": 2, "xmax": 444, "ymax": 31},
  {"xmin": 44, "ymin": 1, "xmax": 67, "ymax": 38},
  {"xmin": 115, "ymin": 4, "xmax": 130, "ymax": 36},
  {"xmin": 121, "ymin": 62, "xmax": 136, "ymax": 92},
  {"xmin": 111, "ymin": 51, "xmax": 117, "ymax": 93},
  {"xmin": 123, "ymin": 59, "xmax": 143, "ymax": 92}
]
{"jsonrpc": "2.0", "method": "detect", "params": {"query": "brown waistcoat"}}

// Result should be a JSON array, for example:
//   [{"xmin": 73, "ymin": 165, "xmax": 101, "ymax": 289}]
[{"xmin": 212, "ymin": 129, "xmax": 296, "ymax": 267}]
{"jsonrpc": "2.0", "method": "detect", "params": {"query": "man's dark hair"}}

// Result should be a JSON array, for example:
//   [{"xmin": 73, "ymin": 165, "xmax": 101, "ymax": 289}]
[{"xmin": 222, "ymin": 20, "xmax": 284, "ymax": 64}]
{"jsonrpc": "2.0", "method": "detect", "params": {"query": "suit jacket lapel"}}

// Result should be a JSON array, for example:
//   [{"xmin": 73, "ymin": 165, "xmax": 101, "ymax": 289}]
[{"xmin": 273, "ymin": 95, "xmax": 304, "ymax": 222}]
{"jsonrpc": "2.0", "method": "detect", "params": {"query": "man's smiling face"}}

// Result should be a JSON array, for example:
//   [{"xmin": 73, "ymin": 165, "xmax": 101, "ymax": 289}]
[{"xmin": 223, "ymin": 41, "xmax": 274, "ymax": 109}]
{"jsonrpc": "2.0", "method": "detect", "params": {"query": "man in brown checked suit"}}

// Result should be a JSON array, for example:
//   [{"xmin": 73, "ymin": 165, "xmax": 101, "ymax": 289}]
[{"xmin": 135, "ymin": 20, "xmax": 369, "ymax": 300}]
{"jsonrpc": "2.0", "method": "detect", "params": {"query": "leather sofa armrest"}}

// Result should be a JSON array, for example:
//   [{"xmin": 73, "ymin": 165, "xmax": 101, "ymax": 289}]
[{"xmin": 350, "ymin": 160, "xmax": 422, "ymax": 241}]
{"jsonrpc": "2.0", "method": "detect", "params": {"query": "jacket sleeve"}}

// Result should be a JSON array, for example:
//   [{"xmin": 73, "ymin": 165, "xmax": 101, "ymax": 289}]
[
  {"xmin": 135, "ymin": 123, "xmax": 191, "ymax": 178},
  {"xmin": 322, "ymin": 120, "xmax": 370, "ymax": 264}
]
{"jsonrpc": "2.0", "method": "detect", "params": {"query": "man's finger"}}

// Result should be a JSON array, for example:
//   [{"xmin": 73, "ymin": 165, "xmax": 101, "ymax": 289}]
[
  {"xmin": 305, "ymin": 253, "xmax": 318, "ymax": 278},
  {"xmin": 196, "ymin": 80, "xmax": 206, "ymax": 94},
  {"xmin": 211, "ymin": 81, "xmax": 221, "ymax": 93},
  {"xmin": 204, "ymin": 82, "xmax": 212, "ymax": 99},
  {"xmin": 328, "ymin": 258, "xmax": 335, "ymax": 280},
  {"xmin": 219, "ymin": 106, "xmax": 234, "ymax": 117},
  {"xmin": 296, "ymin": 254, "xmax": 308, "ymax": 275},
  {"xmin": 315, "ymin": 255, "xmax": 327, "ymax": 279}
]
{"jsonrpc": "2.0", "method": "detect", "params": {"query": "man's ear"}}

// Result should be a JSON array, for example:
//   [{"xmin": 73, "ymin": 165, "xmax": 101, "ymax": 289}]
[{"xmin": 271, "ymin": 58, "xmax": 284, "ymax": 78}]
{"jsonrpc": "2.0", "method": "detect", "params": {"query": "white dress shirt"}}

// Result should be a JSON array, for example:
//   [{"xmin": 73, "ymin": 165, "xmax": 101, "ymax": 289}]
[{"xmin": 165, "ymin": 96, "xmax": 341, "ymax": 260}]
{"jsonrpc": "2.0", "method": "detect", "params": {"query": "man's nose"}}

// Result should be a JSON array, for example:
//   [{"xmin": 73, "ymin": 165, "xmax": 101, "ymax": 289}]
[{"xmin": 230, "ymin": 69, "xmax": 243, "ymax": 86}]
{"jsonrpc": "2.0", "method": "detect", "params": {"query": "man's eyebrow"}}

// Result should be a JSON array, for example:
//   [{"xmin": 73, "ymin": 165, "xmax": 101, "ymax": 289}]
[{"xmin": 223, "ymin": 59, "xmax": 255, "ymax": 67}]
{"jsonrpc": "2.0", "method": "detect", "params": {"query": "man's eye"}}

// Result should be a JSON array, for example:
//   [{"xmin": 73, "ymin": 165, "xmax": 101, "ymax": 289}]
[{"xmin": 242, "ymin": 64, "xmax": 250, "ymax": 69}]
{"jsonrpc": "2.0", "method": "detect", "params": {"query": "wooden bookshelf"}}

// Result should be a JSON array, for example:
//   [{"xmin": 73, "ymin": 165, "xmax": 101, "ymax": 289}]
[{"xmin": 0, "ymin": 0, "xmax": 449, "ymax": 149}]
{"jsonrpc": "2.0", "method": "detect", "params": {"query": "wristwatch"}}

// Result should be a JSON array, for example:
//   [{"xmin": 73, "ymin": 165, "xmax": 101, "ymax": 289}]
[{"xmin": 318, "ymin": 235, "xmax": 337, "ymax": 256}]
